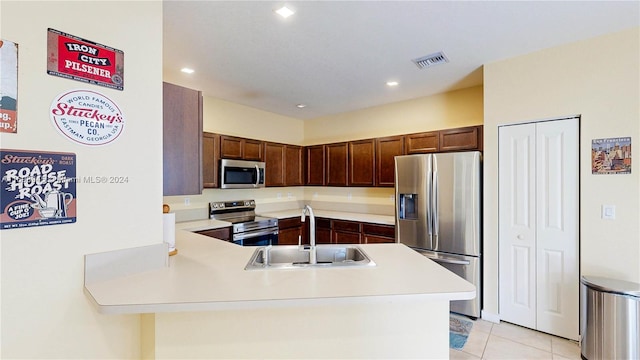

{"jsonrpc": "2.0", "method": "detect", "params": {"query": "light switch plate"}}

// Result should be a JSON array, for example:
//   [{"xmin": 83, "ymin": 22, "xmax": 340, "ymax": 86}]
[{"xmin": 601, "ymin": 205, "xmax": 616, "ymax": 220}]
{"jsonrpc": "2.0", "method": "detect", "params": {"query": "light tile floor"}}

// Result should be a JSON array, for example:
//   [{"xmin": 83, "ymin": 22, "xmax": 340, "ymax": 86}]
[{"xmin": 450, "ymin": 319, "xmax": 582, "ymax": 360}]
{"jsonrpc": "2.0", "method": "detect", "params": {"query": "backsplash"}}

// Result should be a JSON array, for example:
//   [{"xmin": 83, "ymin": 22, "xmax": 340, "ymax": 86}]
[{"xmin": 163, "ymin": 186, "xmax": 395, "ymax": 222}]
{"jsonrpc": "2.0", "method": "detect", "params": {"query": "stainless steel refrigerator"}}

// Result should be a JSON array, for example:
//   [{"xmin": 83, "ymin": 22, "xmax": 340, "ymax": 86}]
[{"xmin": 395, "ymin": 151, "xmax": 481, "ymax": 318}]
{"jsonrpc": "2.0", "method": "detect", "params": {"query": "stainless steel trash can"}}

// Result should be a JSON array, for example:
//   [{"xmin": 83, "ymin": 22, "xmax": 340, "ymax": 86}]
[{"xmin": 581, "ymin": 276, "xmax": 640, "ymax": 360}]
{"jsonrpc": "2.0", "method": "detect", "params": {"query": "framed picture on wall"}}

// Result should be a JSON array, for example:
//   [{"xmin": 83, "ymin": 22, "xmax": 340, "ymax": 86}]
[{"xmin": 591, "ymin": 137, "xmax": 631, "ymax": 174}]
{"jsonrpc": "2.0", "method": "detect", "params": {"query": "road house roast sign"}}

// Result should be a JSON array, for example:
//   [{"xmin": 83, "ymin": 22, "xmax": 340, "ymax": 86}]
[{"xmin": 50, "ymin": 89, "xmax": 125, "ymax": 146}]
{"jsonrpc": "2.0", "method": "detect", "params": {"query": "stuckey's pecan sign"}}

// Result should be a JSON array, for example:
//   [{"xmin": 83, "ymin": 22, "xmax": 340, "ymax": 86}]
[{"xmin": 50, "ymin": 89, "xmax": 125, "ymax": 146}]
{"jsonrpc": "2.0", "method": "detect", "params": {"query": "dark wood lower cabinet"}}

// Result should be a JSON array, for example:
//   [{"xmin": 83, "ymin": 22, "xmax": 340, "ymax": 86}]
[
  {"xmin": 314, "ymin": 218, "xmax": 332, "ymax": 244},
  {"xmin": 278, "ymin": 217, "xmax": 304, "ymax": 245},
  {"xmin": 332, "ymin": 220, "xmax": 362, "ymax": 244},
  {"xmin": 278, "ymin": 216, "xmax": 396, "ymax": 245},
  {"xmin": 362, "ymin": 223, "xmax": 395, "ymax": 243}
]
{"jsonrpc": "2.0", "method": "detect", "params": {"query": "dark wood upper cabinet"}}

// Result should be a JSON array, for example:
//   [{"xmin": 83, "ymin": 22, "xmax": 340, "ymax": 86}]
[
  {"xmin": 243, "ymin": 138, "xmax": 264, "ymax": 161},
  {"xmin": 219, "ymin": 135, "xmax": 243, "ymax": 159},
  {"xmin": 202, "ymin": 132, "xmax": 220, "ymax": 188},
  {"xmin": 348, "ymin": 139, "xmax": 375, "ymax": 186},
  {"xmin": 439, "ymin": 125, "xmax": 483, "ymax": 152},
  {"xmin": 305, "ymin": 145, "xmax": 326, "ymax": 186},
  {"xmin": 405, "ymin": 131, "xmax": 439, "ymax": 154},
  {"xmin": 325, "ymin": 142, "xmax": 349, "ymax": 186},
  {"xmin": 375, "ymin": 135, "xmax": 404, "ymax": 187},
  {"xmin": 264, "ymin": 142, "xmax": 286, "ymax": 187},
  {"xmin": 285, "ymin": 145, "xmax": 304, "ymax": 186},
  {"xmin": 220, "ymin": 135, "xmax": 263, "ymax": 161},
  {"xmin": 162, "ymin": 82, "xmax": 203, "ymax": 196}
]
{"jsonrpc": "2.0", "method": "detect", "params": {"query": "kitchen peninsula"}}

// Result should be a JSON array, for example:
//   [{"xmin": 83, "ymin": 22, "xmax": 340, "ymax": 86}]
[{"xmin": 84, "ymin": 223, "xmax": 475, "ymax": 359}]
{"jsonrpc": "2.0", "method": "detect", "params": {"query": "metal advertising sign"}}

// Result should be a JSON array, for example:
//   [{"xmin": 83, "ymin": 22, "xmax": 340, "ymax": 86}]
[
  {"xmin": 47, "ymin": 28, "xmax": 124, "ymax": 90},
  {"xmin": 0, "ymin": 39, "xmax": 18, "ymax": 133},
  {"xmin": 0, "ymin": 149, "xmax": 77, "ymax": 230},
  {"xmin": 50, "ymin": 89, "xmax": 125, "ymax": 146}
]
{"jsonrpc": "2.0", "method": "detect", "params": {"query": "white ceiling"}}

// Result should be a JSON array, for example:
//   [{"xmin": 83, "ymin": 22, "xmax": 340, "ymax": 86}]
[{"xmin": 163, "ymin": 1, "xmax": 639, "ymax": 120}]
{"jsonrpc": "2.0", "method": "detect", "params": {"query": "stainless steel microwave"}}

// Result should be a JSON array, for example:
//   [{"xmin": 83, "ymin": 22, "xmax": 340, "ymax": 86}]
[{"xmin": 220, "ymin": 159, "xmax": 265, "ymax": 189}]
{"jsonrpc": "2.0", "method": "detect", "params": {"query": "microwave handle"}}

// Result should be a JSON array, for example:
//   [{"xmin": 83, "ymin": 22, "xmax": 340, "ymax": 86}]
[{"xmin": 255, "ymin": 165, "xmax": 260, "ymax": 187}]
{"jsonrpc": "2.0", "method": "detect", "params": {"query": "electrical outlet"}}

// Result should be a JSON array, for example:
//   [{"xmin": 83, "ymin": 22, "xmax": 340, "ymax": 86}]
[
  {"xmin": 347, "ymin": 192, "xmax": 352, "ymax": 200},
  {"xmin": 287, "ymin": 192, "xmax": 292, "ymax": 198},
  {"xmin": 184, "ymin": 197, "xmax": 190, "ymax": 206},
  {"xmin": 277, "ymin": 192, "xmax": 282, "ymax": 199},
  {"xmin": 313, "ymin": 192, "xmax": 318, "ymax": 198}
]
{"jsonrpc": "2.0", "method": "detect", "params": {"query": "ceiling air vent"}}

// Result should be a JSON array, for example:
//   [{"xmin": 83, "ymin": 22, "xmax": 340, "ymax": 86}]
[{"xmin": 412, "ymin": 51, "xmax": 449, "ymax": 69}]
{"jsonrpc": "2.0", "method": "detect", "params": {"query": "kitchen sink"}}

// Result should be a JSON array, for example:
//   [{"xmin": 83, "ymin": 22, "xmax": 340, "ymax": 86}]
[{"xmin": 244, "ymin": 245, "xmax": 376, "ymax": 270}]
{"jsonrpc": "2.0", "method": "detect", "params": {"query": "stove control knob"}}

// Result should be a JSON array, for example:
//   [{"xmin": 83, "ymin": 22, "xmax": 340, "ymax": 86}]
[
  {"xmin": 244, "ymin": 201, "xmax": 250, "ymax": 206},
  {"xmin": 212, "ymin": 203, "xmax": 218, "ymax": 208},
  {"xmin": 250, "ymin": 200, "xmax": 255, "ymax": 206},
  {"xmin": 219, "ymin": 203, "xmax": 225, "ymax": 208}
]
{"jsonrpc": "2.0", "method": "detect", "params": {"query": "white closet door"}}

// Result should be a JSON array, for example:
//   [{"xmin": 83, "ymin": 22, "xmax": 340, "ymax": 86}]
[
  {"xmin": 535, "ymin": 119, "xmax": 579, "ymax": 340},
  {"xmin": 499, "ymin": 123, "xmax": 537, "ymax": 329},
  {"xmin": 499, "ymin": 118, "xmax": 579, "ymax": 341}
]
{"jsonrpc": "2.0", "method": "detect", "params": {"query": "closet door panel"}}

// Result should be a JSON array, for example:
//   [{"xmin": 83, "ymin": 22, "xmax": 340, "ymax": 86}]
[
  {"xmin": 535, "ymin": 118, "xmax": 579, "ymax": 341},
  {"xmin": 498, "ymin": 123, "xmax": 537, "ymax": 329}
]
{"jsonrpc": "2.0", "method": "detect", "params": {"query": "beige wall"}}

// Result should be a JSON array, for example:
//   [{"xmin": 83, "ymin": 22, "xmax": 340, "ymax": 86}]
[
  {"xmin": 203, "ymin": 96, "xmax": 305, "ymax": 145},
  {"xmin": 1, "ymin": 1, "xmax": 163, "ymax": 358},
  {"xmin": 304, "ymin": 85, "xmax": 483, "ymax": 145},
  {"xmin": 483, "ymin": 27, "xmax": 640, "ymax": 316}
]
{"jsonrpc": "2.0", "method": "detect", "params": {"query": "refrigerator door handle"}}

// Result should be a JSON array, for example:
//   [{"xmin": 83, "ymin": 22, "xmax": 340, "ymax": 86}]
[
  {"xmin": 426, "ymin": 164, "xmax": 433, "ymax": 247},
  {"xmin": 432, "ymin": 170, "xmax": 439, "ymax": 250}
]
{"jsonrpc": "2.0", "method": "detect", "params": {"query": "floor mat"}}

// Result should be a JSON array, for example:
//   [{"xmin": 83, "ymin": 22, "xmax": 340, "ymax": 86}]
[{"xmin": 449, "ymin": 314, "xmax": 473, "ymax": 350}]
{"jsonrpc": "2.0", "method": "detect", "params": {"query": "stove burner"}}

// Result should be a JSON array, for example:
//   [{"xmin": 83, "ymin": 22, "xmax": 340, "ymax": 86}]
[{"xmin": 209, "ymin": 200, "xmax": 278, "ymax": 246}]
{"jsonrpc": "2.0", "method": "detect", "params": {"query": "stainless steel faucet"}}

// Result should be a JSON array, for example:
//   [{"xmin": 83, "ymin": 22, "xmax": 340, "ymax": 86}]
[{"xmin": 300, "ymin": 205, "xmax": 317, "ymax": 264}]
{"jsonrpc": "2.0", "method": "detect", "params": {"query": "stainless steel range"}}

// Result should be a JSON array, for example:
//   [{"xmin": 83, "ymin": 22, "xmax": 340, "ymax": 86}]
[{"xmin": 209, "ymin": 200, "xmax": 278, "ymax": 246}]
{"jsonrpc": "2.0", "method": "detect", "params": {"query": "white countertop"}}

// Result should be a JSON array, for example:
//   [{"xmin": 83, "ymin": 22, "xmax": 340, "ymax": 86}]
[
  {"xmin": 175, "ymin": 218, "xmax": 232, "ymax": 232},
  {"xmin": 84, "ymin": 229, "xmax": 475, "ymax": 314}
]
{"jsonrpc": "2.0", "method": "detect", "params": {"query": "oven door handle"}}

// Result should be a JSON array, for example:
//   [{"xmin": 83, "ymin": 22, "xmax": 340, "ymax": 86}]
[{"xmin": 234, "ymin": 228, "xmax": 279, "ymax": 241}]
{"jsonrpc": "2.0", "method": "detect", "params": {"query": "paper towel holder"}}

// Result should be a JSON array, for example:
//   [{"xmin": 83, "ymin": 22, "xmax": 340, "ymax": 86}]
[{"xmin": 163, "ymin": 204, "xmax": 178, "ymax": 256}]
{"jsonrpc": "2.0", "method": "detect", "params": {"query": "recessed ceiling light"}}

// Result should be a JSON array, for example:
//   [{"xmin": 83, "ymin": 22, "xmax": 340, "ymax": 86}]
[
  {"xmin": 296, "ymin": 104, "xmax": 307, "ymax": 108},
  {"xmin": 275, "ymin": 6, "xmax": 295, "ymax": 18},
  {"xmin": 181, "ymin": 68, "xmax": 195, "ymax": 74},
  {"xmin": 386, "ymin": 81, "xmax": 399, "ymax": 87}
]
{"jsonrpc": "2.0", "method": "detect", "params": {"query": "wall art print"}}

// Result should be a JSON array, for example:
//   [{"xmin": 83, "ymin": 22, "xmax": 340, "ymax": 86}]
[
  {"xmin": 1, "ymin": 149, "xmax": 77, "ymax": 230},
  {"xmin": 50, "ymin": 89, "xmax": 125, "ymax": 146},
  {"xmin": 592, "ymin": 137, "xmax": 631, "ymax": 175},
  {"xmin": 47, "ymin": 28, "xmax": 124, "ymax": 90},
  {"xmin": 0, "ymin": 39, "xmax": 18, "ymax": 133}
]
